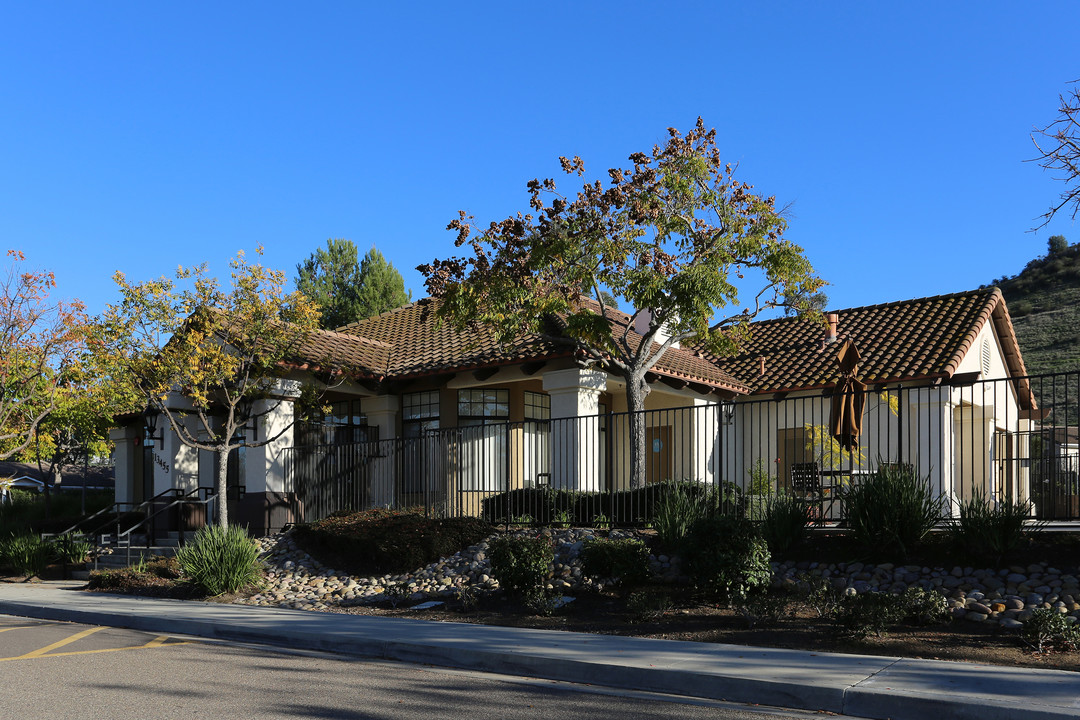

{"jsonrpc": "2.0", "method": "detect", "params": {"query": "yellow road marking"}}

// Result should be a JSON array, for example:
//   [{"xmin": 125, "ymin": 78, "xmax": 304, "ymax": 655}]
[
  {"xmin": 0, "ymin": 634, "xmax": 192, "ymax": 664},
  {"xmin": 18, "ymin": 626, "xmax": 106, "ymax": 658},
  {"xmin": 0, "ymin": 626, "xmax": 37, "ymax": 633}
]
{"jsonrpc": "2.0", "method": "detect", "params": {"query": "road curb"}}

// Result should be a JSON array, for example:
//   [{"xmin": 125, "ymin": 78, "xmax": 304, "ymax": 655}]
[{"xmin": 2, "ymin": 590, "xmax": 1079, "ymax": 720}]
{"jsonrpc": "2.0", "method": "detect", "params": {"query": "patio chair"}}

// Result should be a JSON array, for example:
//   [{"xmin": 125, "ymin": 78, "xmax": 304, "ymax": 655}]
[{"xmin": 790, "ymin": 462, "xmax": 830, "ymax": 524}]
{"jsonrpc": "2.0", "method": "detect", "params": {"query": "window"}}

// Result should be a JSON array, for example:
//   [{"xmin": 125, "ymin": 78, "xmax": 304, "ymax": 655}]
[
  {"xmin": 523, "ymin": 392, "xmax": 551, "ymax": 486},
  {"xmin": 457, "ymin": 389, "xmax": 508, "ymax": 491},
  {"xmin": 457, "ymin": 389, "xmax": 509, "ymax": 424},
  {"xmin": 524, "ymin": 391, "xmax": 550, "ymax": 421},
  {"xmin": 403, "ymin": 391, "xmax": 440, "ymax": 438},
  {"xmin": 298, "ymin": 399, "xmax": 371, "ymax": 445},
  {"xmin": 402, "ymin": 391, "xmax": 441, "ymax": 494}
]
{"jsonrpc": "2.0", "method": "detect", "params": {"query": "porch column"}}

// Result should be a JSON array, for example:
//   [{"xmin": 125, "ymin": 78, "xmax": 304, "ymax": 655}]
[
  {"xmin": 360, "ymin": 395, "xmax": 400, "ymax": 507},
  {"xmin": 689, "ymin": 397, "xmax": 720, "ymax": 485},
  {"xmin": 109, "ymin": 426, "xmax": 138, "ymax": 505},
  {"xmin": 240, "ymin": 381, "xmax": 302, "ymax": 534},
  {"xmin": 543, "ymin": 368, "xmax": 607, "ymax": 491},
  {"xmin": 910, "ymin": 391, "xmax": 955, "ymax": 517},
  {"xmin": 361, "ymin": 395, "xmax": 399, "ymax": 441}
]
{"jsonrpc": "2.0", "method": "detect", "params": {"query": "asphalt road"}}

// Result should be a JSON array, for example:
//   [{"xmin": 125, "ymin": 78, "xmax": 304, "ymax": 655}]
[{"xmin": 0, "ymin": 616, "xmax": 826, "ymax": 720}]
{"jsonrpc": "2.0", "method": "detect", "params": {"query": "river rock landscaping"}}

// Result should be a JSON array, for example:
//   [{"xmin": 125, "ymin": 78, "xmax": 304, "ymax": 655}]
[{"xmin": 236, "ymin": 528, "xmax": 1080, "ymax": 635}]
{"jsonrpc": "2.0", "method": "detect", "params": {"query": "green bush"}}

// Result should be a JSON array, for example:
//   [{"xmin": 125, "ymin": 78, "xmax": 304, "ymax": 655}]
[
  {"xmin": 0, "ymin": 489, "xmax": 113, "ymax": 536},
  {"xmin": 50, "ymin": 534, "xmax": 94, "ymax": 565},
  {"xmin": 652, "ymin": 483, "xmax": 709, "ymax": 549},
  {"xmin": 842, "ymin": 463, "xmax": 944, "ymax": 559},
  {"xmin": 682, "ymin": 515, "xmax": 770, "ymax": 603},
  {"xmin": 758, "ymin": 493, "xmax": 809, "ymax": 555},
  {"xmin": 579, "ymin": 537, "xmax": 650, "ymax": 585},
  {"xmin": 900, "ymin": 586, "xmax": 949, "ymax": 625},
  {"xmin": 479, "ymin": 481, "xmax": 742, "ymax": 530},
  {"xmin": 0, "ymin": 534, "xmax": 50, "ymax": 577},
  {"xmin": 833, "ymin": 592, "xmax": 908, "ymax": 639},
  {"xmin": 735, "ymin": 588, "xmax": 791, "ymax": 628},
  {"xmin": 175, "ymin": 525, "xmax": 262, "ymax": 596},
  {"xmin": 1019, "ymin": 608, "xmax": 1080, "ymax": 651},
  {"xmin": 480, "ymin": 487, "xmax": 577, "ymax": 525},
  {"xmin": 488, "ymin": 535, "xmax": 553, "ymax": 594},
  {"xmin": 522, "ymin": 587, "xmax": 562, "ymax": 616},
  {"xmin": 626, "ymin": 588, "xmax": 675, "ymax": 621},
  {"xmin": 800, "ymin": 574, "xmax": 844, "ymax": 618},
  {"xmin": 950, "ymin": 489, "xmax": 1040, "ymax": 565},
  {"xmin": 1022, "ymin": 608, "xmax": 1080, "ymax": 654},
  {"xmin": 292, "ymin": 507, "xmax": 493, "ymax": 576}
]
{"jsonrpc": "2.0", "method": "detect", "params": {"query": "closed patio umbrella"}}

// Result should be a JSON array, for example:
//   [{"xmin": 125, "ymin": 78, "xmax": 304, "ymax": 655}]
[{"xmin": 830, "ymin": 338, "xmax": 866, "ymax": 452}]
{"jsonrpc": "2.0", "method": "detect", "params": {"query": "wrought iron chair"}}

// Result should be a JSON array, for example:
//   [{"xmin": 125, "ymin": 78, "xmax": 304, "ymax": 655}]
[{"xmin": 790, "ymin": 462, "xmax": 826, "ymax": 523}]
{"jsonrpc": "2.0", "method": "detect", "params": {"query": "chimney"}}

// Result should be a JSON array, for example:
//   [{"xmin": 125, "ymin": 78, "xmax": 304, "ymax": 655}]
[
  {"xmin": 824, "ymin": 312, "xmax": 839, "ymax": 344},
  {"xmin": 633, "ymin": 308, "xmax": 679, "ymax": 348},
  {"xmin": 758, "ymin": 356, "xmax": 766, "ymax": 377}
]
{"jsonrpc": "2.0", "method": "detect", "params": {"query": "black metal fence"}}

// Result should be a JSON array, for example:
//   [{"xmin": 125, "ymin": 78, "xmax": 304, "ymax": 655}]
[{"xmin": 282, "ymin": 371, "xmax": 1080, "ymax": 526}]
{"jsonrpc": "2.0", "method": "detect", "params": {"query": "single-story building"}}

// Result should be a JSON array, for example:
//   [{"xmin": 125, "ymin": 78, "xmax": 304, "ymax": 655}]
[{"xmin": 110, "ymin": 286, "xmax": 1057, "ymax": 533}]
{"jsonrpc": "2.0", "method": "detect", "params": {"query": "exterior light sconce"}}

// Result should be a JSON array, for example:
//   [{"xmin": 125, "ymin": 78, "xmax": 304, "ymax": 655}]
[{"xmin": 143, "ymin": 406, "xmax": 165, "ymax": 445}]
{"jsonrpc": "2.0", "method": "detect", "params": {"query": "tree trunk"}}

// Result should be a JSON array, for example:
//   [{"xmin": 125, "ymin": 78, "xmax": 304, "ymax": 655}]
[
  {"xmin": 215, "ymin": 444, "xmax": 230, "ymax": 529},
  {"xmin": 626, "ymin": 372, "xmax": 650, "ymax": 490}
]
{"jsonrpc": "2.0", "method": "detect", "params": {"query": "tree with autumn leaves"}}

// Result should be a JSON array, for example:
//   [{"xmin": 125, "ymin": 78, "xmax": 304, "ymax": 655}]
[
  {"xmin": 99, "ymin": 248, "xmax": 328, "ymax": 529},
  {"xmin": 420, "ymin": 120, "xmax": 824, "ymax": 489},
  {"xmin": 0, "ymin": 251, "xmax": 94, "ymax": 465}
]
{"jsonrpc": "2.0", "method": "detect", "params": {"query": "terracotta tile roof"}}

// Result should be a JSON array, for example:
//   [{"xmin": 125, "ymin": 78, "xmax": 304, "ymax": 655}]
[
  {"xmin": 292, "ymin": 287, "xmax": 1030, "ymax": 404},
  {"xmin": 335, "ymin": 300, "xmax": 572, "ymax": 378},
  {"xmin": 566, "ymin": 301, "xmax": 750, "ymax": 393},
  {"xmin": 708, "ymin": 287, "xmax": 1029, "ymax": 395},
  {"xmin": 292, "ymin": 326, "xmax": 394, "ymax": 377},
  {"xmin": 333, "ymin": 299, "xmax": 748, "ymax": 393}
]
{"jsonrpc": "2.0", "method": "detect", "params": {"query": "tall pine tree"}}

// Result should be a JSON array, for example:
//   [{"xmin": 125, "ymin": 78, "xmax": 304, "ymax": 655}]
[{"xmin": 295, "ymin": 239, "xmax": 410, "ymax": 329}]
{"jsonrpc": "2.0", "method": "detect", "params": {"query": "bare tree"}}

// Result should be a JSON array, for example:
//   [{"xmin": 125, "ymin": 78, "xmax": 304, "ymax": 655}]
[{"xmin": 1032, "ymin": 81, "xmax": 1080, "ymax": 229}]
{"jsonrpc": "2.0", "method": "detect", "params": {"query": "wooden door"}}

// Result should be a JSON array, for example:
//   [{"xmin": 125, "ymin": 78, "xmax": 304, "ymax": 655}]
[{"xmin": 646, "ymin": 426, "xmax": 672, "ymax": 484}]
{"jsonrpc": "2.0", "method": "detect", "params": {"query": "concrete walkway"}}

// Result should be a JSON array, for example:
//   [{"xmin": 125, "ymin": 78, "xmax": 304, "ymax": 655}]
[{"xmin": 1, "ymin": 582, "xmax": 1078, "ymax": 720}]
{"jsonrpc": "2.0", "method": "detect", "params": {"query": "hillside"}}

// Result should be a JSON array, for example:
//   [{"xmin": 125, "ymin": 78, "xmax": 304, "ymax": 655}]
[{"xmin": 990, "ymin": 239, "xmax": 1080, "ymax": 377}]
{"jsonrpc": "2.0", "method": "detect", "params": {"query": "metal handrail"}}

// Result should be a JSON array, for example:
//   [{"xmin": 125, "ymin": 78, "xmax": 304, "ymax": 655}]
[
  {"xmin": 42, "ymin": 486, "xmax": 186, "ymax": 547},
  {"xmin": 115, "ymin": 487, "xmax": 219, "ymax": 565}
]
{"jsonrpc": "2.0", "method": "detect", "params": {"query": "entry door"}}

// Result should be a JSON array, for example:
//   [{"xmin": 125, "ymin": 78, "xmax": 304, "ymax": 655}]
[{"xmin": 645, "ymin": 426, "xmax": 672, "ymax": 484}]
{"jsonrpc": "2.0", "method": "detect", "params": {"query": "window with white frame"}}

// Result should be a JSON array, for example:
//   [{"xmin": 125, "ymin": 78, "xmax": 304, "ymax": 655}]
[
  {"xmin": 457, "ymin": 389, "xmax": 508, "ymax": 491},
  {"xmin": 523, "ymin": 391, "xmax": 551, "ymax": 486}
]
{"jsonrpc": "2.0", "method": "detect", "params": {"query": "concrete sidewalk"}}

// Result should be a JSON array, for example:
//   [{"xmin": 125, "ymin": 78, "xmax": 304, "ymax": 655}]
[{"xmin": 1, "ymin": 582, "xmax": 1078, "ymax": 720}]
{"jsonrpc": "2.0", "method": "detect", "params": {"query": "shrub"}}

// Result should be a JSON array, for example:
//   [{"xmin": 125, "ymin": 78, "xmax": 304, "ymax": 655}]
[
  {"xmin": 758, "ymin": 493, "xmax": 809, "ymax": 555},
  {"xmin": 652, "ymin": 483, "xmax": 708, "ymax": 549},
  {"xmin": 523, "ymin": 587, "xmax": 562, "ymax": 616},
  {"xmin": 480, "ymin": 487, "xmax": 576, "ymax": 525},
  {"xmin": 900, "ymin": 587, "xmax": 949, "ymax": 625},
  {"xmin": 1022, "ymin": 608, "xmax": 1080, "ymax": 654},
  {"xmin": 626, "ymin": 588, "xmax": 674, "ymax": 621},
  {"xmin": 842, "ymin": 463, "xmax": 944, "ymax": 559},
  {"xmin": 950, "ymin": 489, "xmax": 1041, "ymax": 565},
  {"xmin": 682, "ymin": 515, "xmax": 770, "ymax": 603},
  {"xmin": 0, "ymin": 489, "xmax": 113, "ymax": 536},
  {"xmin": 833, "ymin": 592, "xmax": 907, "ymax": 639},
  {"xmin": 579, "ymin": 537, "xmax": 650, "ymax": 585},
  {"xmin": 50, "ymin": 534, "xmax": 94, "ymax": 565},
  {"xmin": 292, "ymin": 507, "xmax": 492, "ymax": 576},
  {"xmin": 0, "ymin": 534, "xmax": 50, "ymax": 577},
  {"xmin": 735, "ymin": 588, "xmax": 791, "ymax": 628},
  {"xmin": 488, "ymin": 535, "xmax": 553, "ymax": 594},
  {"xmin": 175, "ymin": 525, "xmax": 262, "ymax": 596},
  {"xmin": 800, "ymin": 574, "xmax": 843, "ymax": 618}
]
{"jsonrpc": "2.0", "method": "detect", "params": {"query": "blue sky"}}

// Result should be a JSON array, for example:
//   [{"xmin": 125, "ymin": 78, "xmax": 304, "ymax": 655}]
[{"xmin": 1, "ymin": 2, "xmax": 1077, "ymax": 317}]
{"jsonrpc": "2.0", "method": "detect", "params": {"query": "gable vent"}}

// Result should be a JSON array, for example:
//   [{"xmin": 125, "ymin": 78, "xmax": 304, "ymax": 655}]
[{"xmin": 981, "ymin": 337, "xmax": 992, "ymax": 376}]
